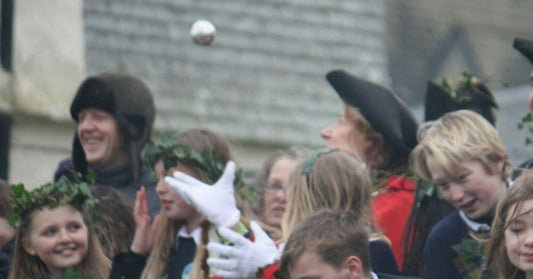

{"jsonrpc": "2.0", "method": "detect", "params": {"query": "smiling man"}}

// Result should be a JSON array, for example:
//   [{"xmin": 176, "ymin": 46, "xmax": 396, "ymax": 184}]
[{"xmin": 54, "ymin": 73, "xmax": 160, "ymax": 216}]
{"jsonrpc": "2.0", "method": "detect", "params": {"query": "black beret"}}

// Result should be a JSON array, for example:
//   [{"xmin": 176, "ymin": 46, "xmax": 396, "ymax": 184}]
[
  {"xmin": 326, "ymin": 69, "xmax": 419, "ymax": 158},
  {"xmin": 425, "ymin": 81, "xmax": 497, "ymax": 126}
]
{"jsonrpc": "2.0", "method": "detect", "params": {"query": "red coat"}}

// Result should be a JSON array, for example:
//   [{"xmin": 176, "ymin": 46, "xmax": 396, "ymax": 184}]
[{"xmin": 372, "ymin": 175, "xmax": 416, "ymax": 269}]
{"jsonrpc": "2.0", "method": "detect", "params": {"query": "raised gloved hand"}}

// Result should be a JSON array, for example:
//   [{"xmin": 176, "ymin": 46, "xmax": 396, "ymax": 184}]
[
  {"xmin": 164, "ymin": 161, "xmax": 240, "ymax": 228},
  {"xmin": 206, "ymin": 221, "xmax": 280, "ymax": 278}
]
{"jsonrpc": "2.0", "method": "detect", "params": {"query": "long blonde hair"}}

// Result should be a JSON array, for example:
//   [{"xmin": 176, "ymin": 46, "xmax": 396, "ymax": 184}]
[
  {"xmin": 141, "ymin": 128, "xmax": 248, "ymax": 279},
  {"xmin": 281, "ymin": 150, "xmax": 378, "ymax": 240},
  {"xmin": 8, "ymin": 206, "xmax": 110, "ymax": 279}
]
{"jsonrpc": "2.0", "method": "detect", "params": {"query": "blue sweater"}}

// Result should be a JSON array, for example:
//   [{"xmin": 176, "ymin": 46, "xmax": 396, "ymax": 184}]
[{"xmin": 424, "ymin": 211, "xmax": 489, "ymax": 279}]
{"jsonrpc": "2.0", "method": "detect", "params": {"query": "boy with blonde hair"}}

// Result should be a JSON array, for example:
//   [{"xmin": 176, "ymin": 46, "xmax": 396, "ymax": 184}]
[{"xmin": 411, "ymin": 110, "xmax": 511, "ymax": 279}]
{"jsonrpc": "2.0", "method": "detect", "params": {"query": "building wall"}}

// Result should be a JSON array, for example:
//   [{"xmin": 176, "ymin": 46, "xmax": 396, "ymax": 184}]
[
  {"xmin": 82, "ymin": 0, "xmax": 390, "ymax": 160},
  {"xmin": 4, "ymin": 0, "xmax": 85, "ymax": 187},
  {"xmin": 3, "ymin": 0, "xmax": 390, "ymax": 186},
  {"xmin": 386, "ymin": 0, "xmax": 533, "ymax": 104}
]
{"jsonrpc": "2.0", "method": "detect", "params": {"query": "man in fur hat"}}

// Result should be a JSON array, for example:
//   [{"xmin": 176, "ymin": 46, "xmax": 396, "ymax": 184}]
[{"xmin": 54, "ymin": 73, "xmax": 160, "ymax": 216}]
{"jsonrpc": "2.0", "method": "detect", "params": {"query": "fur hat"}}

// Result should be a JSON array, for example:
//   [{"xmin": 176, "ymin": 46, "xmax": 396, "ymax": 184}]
[
  {"xmin": 514, "ymin": 37, "xmax": 533, "ymax": 65},
  {"xmin": 326, "ymin": 69, "xmax": 419, "ymax": 158},
  {"xmin": 70, "ymin": 73, "xmax": 156, "ymax": 183},
  {"xmin": 425, "ymin": 78, "xmax": 498, "ymax": 126}
]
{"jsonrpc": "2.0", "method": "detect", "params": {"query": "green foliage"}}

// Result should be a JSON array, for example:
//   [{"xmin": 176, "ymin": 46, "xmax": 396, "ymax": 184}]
[
  {"xmin": 452, "ymin": 238, "xmax": 483, "ymax": 261},
  {"xmin": 435, "ymin": 71, "xmax": 498, "ymax": 108},
  {"xmin": 517, "ymin": 113, "xmax": 533, "ymax": 146},
  {"xmin": 9, "ymin": 177, "xmax": 96, "ymax": 227},
  {"xmin": 141, "ymin": 131, "xmax": 251, "ymax": 203},
  {"xmin": 415, "ymin": 179, "xmax": 444, "ymax": 208},
  {"xmin": 57, "ymin": 266, "xmax": 94, "ymax": 279}
]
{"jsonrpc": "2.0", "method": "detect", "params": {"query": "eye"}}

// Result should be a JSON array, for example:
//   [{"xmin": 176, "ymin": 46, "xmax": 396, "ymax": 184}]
[
  {"xmin": 67, "ymin": 223, "xmax": 82, "ymax": 232},
  {"xmin": 42, "ymin": 229, "xmax": 56, "ymax": 237},
  {"xmin": 509, "ymin": 224, "xmax": 524, "ymax": 234},
  {"xmin": 457, "ymin": 173, "xmax": 470, "ymax": 182},
  {"xmin": 266, "ymin": 182, "xmax": 283, "ymax": 192}
]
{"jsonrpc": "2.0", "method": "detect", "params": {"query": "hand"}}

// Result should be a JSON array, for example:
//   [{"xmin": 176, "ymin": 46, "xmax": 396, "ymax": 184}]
[
  {"xmin": 164, "ymin": 161, "xmax": 240, "ymax": 228},
  {"xmin": 206, "ymin": 221, "xmax": 280, "ymax": 278},
  {"xmin": 130, "ymin": 187, "xmax": 161, "ymax": 254}
]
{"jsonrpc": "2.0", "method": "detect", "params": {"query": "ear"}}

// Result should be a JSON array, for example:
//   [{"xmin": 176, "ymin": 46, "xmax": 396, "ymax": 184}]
[
  {"xmin": 343, "ymin": 255, "xmax": 364, "ymax": 279},
  {"xmin": 21, "ymin": 237, "xmax": 36, "ymax": 256},
  {"xmin": 490, "ymin": 158, "xmax": 505, "ymax": 175}
]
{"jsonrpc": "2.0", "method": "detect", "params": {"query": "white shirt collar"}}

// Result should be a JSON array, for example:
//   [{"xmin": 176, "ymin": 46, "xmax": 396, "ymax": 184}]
[
  {"xmin": 459, "ymin": 210, "xmax": 491, "ymax": 233},
  {"xmin": 370, "ymin": 271, "xmax": 379, "ymax": 279},
  {"xmin": 177, "ymin": 226, "xmax": 202, "ymax": 245}
]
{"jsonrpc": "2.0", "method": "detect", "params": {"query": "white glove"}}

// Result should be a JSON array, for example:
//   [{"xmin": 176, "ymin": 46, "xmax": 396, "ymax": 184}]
[
  {"xmin": 164, "ymin": 161, "xmax": 240, "ymax": 228},
  {"xmin": 206, "ymin": 221, "xmax": 280, "ymax": 278}
]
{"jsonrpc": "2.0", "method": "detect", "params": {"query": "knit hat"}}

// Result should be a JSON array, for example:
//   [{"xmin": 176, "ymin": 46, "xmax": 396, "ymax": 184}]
[
  {"xmin": 326, "ymin": 69, "xmax": 419, "ymax": 158},
  {"xmin": 70, "ymin": 73, "xmax": 156, "ymax": 183},
  {"xmin": 514, "ymin": 37, "xmax": 533, "ymax": 65}
]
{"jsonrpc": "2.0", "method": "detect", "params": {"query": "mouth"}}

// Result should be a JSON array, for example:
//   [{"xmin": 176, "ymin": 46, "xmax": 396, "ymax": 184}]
[
  {"xmin": 271, "ymin": 206, "xmax": 285, "ymax": 215},
  {"xmin": 522, "ymin": 253, "xmax": 533, "ymax": 262},
  {"xmin": 161, "ymin": 200, "xmax": 173, "ymax": 209},
  {"xmin": 54, "ymin": 246, "xmax": 77, "ymax": 256},
  {"xmin": 459, "ymin": 199, "xmax": 477, "ymax": 212}
]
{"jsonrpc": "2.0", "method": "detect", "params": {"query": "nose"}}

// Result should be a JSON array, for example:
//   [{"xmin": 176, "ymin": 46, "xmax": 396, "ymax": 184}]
[
  {"xmin": 77, "ymin": 116, "xmax": 95, "ymax": 133},
  {"xmin": 273, "ymin": 188, "xmax": 287, "ymax": 203},
  {"xmin": 156, "ymin": 178, "xmax": 168, "ymax": 196},
  {"xmin": 447, "ymin": 184, "xmax": 465, "ymax": 203},
  {"xmin": 58, "ymin": 229, "xmax": 72, "ymax": 243},
  {"xmin": 320, "ymin": 125, "xmax": 332, "ymax": 140}
]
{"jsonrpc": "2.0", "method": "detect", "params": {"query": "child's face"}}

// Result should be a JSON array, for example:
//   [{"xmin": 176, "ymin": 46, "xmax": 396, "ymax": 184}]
[
  {"xmin": 426, "ymin": 157, "xmax": 505, "ymax": 219},
  {"xmin": 155, "ymin": 161, "xmax": 199, "ymax": 223},
  {"xmin": 505, "ymin": 198, "xmax": 533, "ymax": 275},
  {"xmin": 22, "ymin": 205, "xmax": 88, "ymax": 277}
]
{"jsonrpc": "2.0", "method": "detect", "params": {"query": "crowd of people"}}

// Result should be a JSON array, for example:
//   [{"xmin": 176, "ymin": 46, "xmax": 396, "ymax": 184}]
[{"xmin": 0, "ymin": 37, "xmax": 533, "ymax": 279}]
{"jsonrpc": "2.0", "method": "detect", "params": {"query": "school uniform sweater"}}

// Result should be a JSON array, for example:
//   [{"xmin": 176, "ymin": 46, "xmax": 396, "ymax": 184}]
[
  {"xmin": 109, "ymin": 227, "xmax": 200, "ymax": 279},
  {"xmin": 424, "ymin": 210, "xmax": 491, "ymax": 279}
]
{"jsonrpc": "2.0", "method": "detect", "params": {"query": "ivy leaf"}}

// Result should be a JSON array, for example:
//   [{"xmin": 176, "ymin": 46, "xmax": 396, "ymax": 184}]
[{"xmin": 452, "ymin": 238, "xmax": 483, "ymax": 260}]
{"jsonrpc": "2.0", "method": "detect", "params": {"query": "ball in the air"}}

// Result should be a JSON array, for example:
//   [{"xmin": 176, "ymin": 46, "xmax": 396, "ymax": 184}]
[{"xmin": 190, "ymin": 19, "xmax": 216, "ymax": 45}]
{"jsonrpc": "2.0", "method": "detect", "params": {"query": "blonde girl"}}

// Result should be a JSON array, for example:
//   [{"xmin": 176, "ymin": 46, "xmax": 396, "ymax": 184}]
[
  {"xmin": 197, "ymin": 150, "xmax": 399, "ymax": 278},
  {"xmin": 7, "ymin": 178, "xmax": 110, "ymax": 279},
  {"xmin": 110, "ymin": 128, "xmax": 249, "ymax": 279}
]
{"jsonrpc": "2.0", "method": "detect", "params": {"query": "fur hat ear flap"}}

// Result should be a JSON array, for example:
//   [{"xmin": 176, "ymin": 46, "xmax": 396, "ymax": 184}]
[{"xmin": 72, "ymin": 133, "xmax": 88, "ymax": 176}]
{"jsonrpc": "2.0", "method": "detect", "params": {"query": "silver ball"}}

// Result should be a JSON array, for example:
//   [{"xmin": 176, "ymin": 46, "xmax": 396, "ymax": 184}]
[{"xmin": 190, "ymin": 19, "xmax": 216, "ymax": 46}]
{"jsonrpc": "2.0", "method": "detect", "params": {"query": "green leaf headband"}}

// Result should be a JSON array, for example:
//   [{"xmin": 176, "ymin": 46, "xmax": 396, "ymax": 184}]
[
  {"xmin": 301, "ymin": 148, "xmax": 340, "ymax": 175},
  {"xmin": 141, "ymin": 131, "xmax": 248, "ymax": 200},
  {"xmin": 435, "ymin": 71, "xmax": 497, "ymax": 107},
  {"xmin": 9, "ymin": 177, "xmax": 96, "ymax": 227}
]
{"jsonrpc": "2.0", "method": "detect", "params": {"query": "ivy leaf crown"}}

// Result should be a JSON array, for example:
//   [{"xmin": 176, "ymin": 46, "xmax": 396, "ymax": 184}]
[
  {"xmin": 9, "ymin": 176, "xmax": 96, "ymax": 227},
  {"xmin": 435, "ymin": 71, "xmax": 498, "ymax": 108},
  {"xmin": 141, "ymin": 131, "xmax": 246, "ymax": 194}
]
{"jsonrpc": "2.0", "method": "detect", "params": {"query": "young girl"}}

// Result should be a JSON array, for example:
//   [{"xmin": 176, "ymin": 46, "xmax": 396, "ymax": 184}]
[
  {"xmin": 486, "ymin": 170, "xmax": 533, "ymax": 279},
  {"xmin": 411, "ymin": 110, "xmax": 511, "ymax": 279},
  {"xmin": 170, "ymin": 149, "xmax": 399, "ymax": 277},
  {"xmin": 7, "ymin": 177, "xmax": 110, "ymax": 279},
  {"xmin": 110, "ymin": 128, "xmax": 249, "ymax": 279}
]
